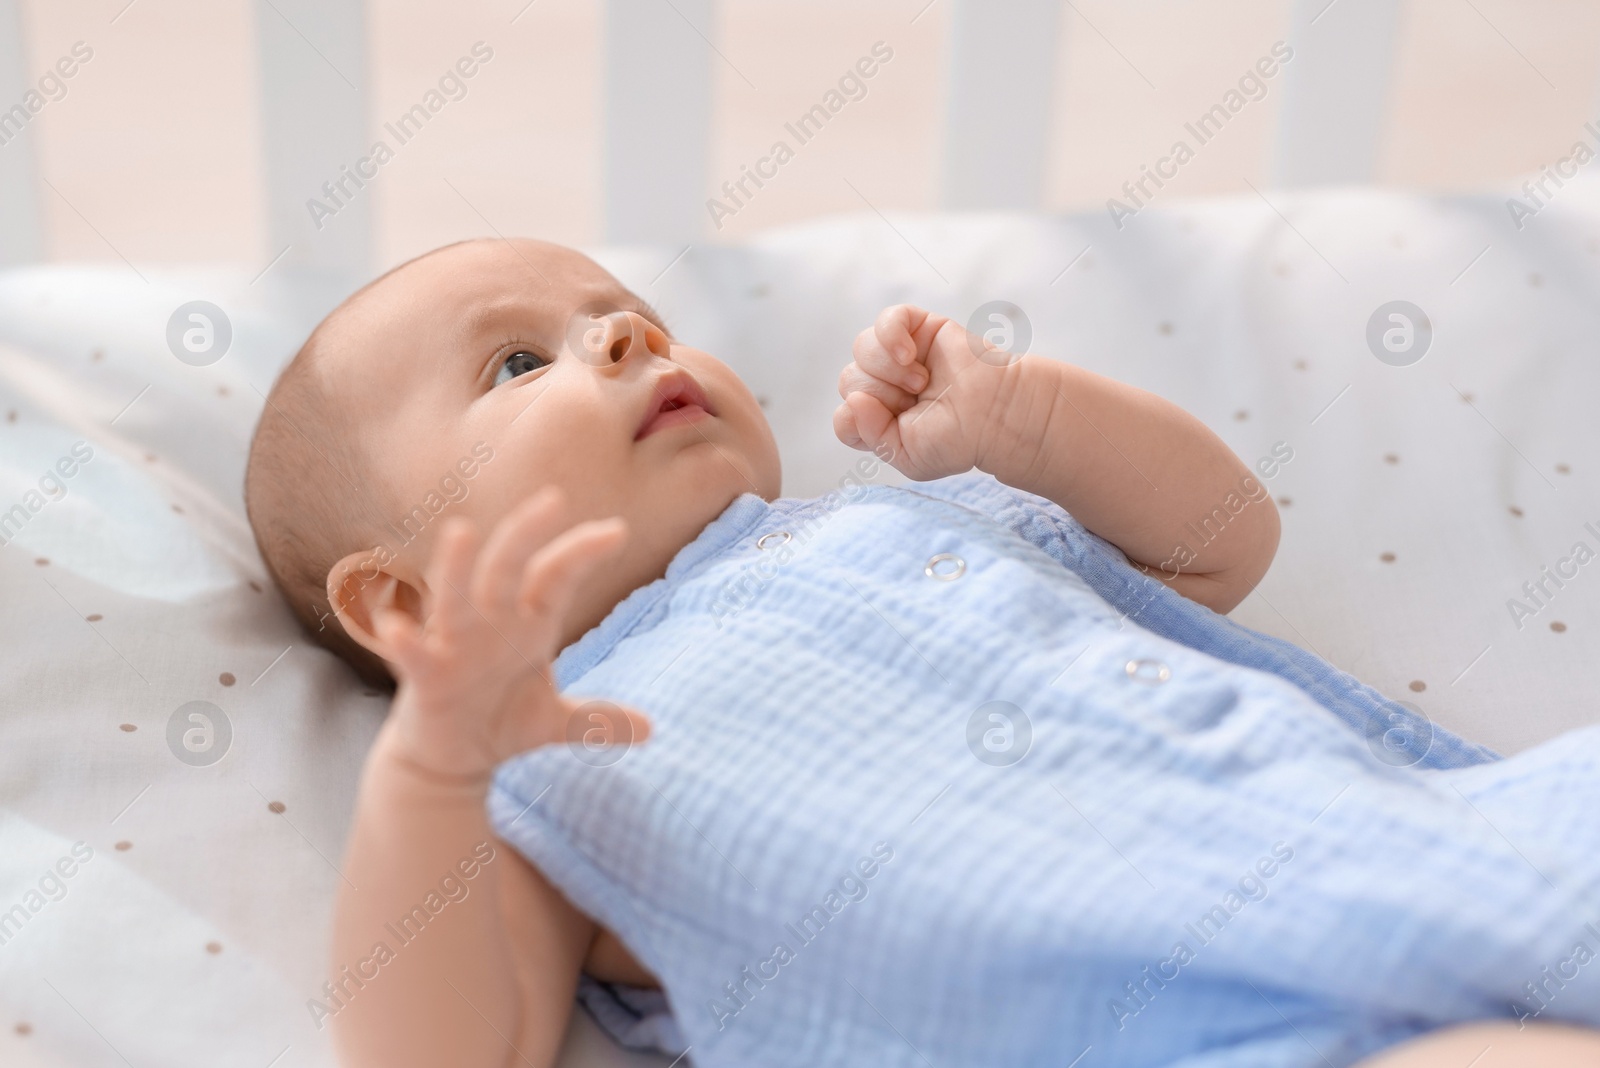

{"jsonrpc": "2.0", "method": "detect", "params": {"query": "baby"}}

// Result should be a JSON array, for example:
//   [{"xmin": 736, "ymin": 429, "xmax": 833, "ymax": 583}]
[{"xmin": 246, "ymin": 238, "xmax": 1600, "ymax": 1068}]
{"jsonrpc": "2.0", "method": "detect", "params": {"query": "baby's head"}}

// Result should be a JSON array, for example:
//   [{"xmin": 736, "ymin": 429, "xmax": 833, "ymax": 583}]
[{"xmin": 246, "ymin": 238, "xmax": 781, "ymax": 685}]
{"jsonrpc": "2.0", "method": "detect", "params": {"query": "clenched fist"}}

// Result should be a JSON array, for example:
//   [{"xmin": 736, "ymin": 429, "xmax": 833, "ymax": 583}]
[{"xmin": 833, "ymin": 304, "xmax": 1044, "ymax": 483}]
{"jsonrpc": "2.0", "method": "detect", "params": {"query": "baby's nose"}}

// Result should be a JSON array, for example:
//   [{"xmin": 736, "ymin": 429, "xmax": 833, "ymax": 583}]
[{"xmin": 593, "ymin": 310, "xmax": 669, "ymax": 365}]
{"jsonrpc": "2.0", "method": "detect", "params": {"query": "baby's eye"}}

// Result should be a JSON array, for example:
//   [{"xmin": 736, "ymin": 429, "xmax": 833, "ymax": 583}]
[{"xmin": 495, "ymin": 350, "xmax": 550, "ymax": 386}]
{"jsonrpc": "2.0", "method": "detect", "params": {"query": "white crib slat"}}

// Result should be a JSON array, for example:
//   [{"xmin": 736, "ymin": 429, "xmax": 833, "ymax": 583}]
[
  {"xmin": 1273, "ymin": 0, "xmax": 1403, "ymax": 187},
  {"xmin": 602, "ymin": 0, "xmax": 713, "ymax": 244},
  {"xmin": 0, "ymin": 0, "xmax": 42, "ymax": 266},
  {"xmin": 941, "ymin": 0, "xmax": 1060, "ymax": 211},
  {"xmin": 253, "ymin": 0, "xmax": 369, "ymax": 278}
]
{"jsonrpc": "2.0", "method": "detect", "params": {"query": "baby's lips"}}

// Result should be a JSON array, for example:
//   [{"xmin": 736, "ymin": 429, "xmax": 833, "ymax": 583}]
[{"xmin": 634, "ymin": 369, "xmax": 714, "ymax": 440}]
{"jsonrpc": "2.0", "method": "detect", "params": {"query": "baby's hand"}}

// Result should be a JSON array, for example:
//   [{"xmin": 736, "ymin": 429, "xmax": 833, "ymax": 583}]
[
  {"xmin": 833, "ymin": 304, "xmax": 1030, "ymax": 482},
  {"xmin": 373, "ymin": 488, "xmax": 650, "ymax": 782}
]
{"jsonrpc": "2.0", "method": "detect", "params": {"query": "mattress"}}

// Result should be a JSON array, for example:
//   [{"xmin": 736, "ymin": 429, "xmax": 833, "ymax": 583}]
[{"xmin": 0, "ymin": 177, "xmax": 1595, "ymax": 1065}]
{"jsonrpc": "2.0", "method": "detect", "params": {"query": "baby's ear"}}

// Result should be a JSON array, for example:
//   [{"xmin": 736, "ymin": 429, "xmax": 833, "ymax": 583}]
[{"xmin": 326, "ymin": 550, "xmax": 425, "ymax": 663}]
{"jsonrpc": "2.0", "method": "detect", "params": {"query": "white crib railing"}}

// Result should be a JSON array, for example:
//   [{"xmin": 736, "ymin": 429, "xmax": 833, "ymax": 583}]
[
  {"xmin": 0, "ymin": 0, "xmax": 1403, "ymax": 274},
  {"xmin": 255, "ymin": 0, "xmax": 371, "ymax": 280},
  {"xmin": 0, "ymin": 0, "xmax": 41, "ymax": 266},
  {"xmin": 942, "ymin": 0, "xmax": 1062, "ymax": 210},
  {"xmin": 1273, "ymin": 0, "xmax": 1401, "ymax": 188},
  {"xmin": 604, "ymin": 0, "xmax": 714, "ymax": 244}
]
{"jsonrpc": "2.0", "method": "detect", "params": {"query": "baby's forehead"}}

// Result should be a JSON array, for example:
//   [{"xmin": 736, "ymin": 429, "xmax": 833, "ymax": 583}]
[
  {"xmin": 369, "ymin": 238, "xmax": 623, "ymax": 322},
  {"xmin": 327, "ymin": 239, "xmax": 634, "ymax": 367}
]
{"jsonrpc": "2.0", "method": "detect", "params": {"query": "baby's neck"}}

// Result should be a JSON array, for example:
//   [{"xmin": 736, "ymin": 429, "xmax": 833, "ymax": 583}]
[{"xmin": 557, "ymin": 502, "xmax": 730, "ymax": 651}]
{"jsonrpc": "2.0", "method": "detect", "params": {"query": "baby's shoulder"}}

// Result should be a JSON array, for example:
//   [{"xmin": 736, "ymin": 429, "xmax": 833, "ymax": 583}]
[{"xmin": 887, "ymin": 470, "xmax": 1127, "ymax": 569}]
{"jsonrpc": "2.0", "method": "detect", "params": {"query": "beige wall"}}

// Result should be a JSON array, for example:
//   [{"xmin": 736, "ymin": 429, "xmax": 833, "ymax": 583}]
[{"xmin": 15, "ymin": 0, "xmax": 1600, "ymax": 271}]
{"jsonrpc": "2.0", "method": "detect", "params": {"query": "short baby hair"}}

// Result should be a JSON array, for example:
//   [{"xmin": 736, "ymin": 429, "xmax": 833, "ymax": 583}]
[
  {"xmin": 244, "ymin": 243, "xmax": 474, "ymax": 687},
  {"xmin": 245, "ymin": 316, "xmax": 392, "ymax": 686}
]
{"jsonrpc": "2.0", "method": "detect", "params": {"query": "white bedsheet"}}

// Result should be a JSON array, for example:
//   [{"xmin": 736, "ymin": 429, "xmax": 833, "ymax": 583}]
[{"xmin": 1, "ymin": 177, "xmax": 1596, "ymax": 1065}]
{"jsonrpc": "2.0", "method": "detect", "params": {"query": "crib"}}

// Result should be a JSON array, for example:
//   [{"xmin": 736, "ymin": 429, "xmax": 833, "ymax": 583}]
[
  {"xmin": 1, "ymin": 2, "xmax": 1598, "ymax": 1066},
  {"xmin": 1, "ymin": 0, "xmax": 1410, "ymax": 270}
]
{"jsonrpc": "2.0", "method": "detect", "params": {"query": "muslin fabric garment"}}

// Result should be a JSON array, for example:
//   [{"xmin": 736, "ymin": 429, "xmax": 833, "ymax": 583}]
[{"xmin": 491, "ymin": 472, "xmax": 1600, "ymax": 1068}]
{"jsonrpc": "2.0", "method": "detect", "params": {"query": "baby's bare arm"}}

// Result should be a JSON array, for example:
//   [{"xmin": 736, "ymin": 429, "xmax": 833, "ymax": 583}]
[
  {"xmin": 836, "ymin": 306, "xmax": 1279, "ymax": 613},
  {"xmin": 333, "ymin": 739, "xmax": 591, "ymax": 1067},
  {"xmin": 330, "ymin": 490, "xmax": 651, "ymax": 1066},
  {"xmin": 1353, "ymin": 1020, "xmax": 1600, "ymax": 1067},
  {"xmin": 986, "ymin": 355, "xmax": 1280, "ymax": 612}
]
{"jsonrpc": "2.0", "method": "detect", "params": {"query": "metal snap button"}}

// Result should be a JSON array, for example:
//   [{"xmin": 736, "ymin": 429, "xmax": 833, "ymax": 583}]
[
  {"xmin": 757, "ymin": 531, "xmax": 792, "ymax": 550},
  {"xmin": 925, "ymin": 552, "xmax": 966, "ymax": 580},
  {"xmin": 1125, "ymin": 658, "xmax": 1171, "ymax": 684}
]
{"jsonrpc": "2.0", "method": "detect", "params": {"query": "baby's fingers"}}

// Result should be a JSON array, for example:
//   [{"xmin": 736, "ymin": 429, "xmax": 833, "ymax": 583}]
[
  {"xmin": 840, "ymin": 391, "xmax": 904, "ymax": 461},
  {"xmin": 851, "ymin": 324, "xmax": 928, "ymax": 396},
  {"xmin": 872, "ymin": 305, "xmax": 925, "ymax": 366},
  {"xmin": 516, "ymin": 517, "xmax": 629, "ymax": 633},
  {"xmin": 372, "ymin": 604, "xmax": 427, "ymax": 679},
  {"xmin": 837, "ymin": 361, "xmax": 920, "ymax": 414},
  {"xmin": 561, "ymin": 696, "xmax": 655, "ymax": 750},
  {"xmin": 423, "ymin": 518, "xmax": 482, "ymax": 638},
  {"xmin": 473, "ymin": 486, "xmax": 566, "ymax": 614}
]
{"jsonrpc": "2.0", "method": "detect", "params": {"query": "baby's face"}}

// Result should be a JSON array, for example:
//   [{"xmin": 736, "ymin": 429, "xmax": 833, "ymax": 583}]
[{"xmin": 326, "ymin": 238, "xmax": 780, "ymax": 647}]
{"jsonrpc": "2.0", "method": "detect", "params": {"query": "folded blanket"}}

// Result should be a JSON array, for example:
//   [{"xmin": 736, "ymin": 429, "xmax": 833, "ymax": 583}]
[{"xmin": 491, "ymin": 472, "xmax": 1596, "ymax": 1067}]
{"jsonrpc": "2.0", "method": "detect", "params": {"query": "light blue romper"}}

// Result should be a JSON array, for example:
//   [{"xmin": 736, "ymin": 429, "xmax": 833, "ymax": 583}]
[{"xmin": 489, "ymin": 472, "xmax": 1600, "ymax": 1067}]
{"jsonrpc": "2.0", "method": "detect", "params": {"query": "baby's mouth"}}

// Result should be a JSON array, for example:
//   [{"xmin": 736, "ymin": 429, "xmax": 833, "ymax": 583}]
[{"xmin": 635, "ymin": 372, "xmax": 714, "ymax": 441}]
